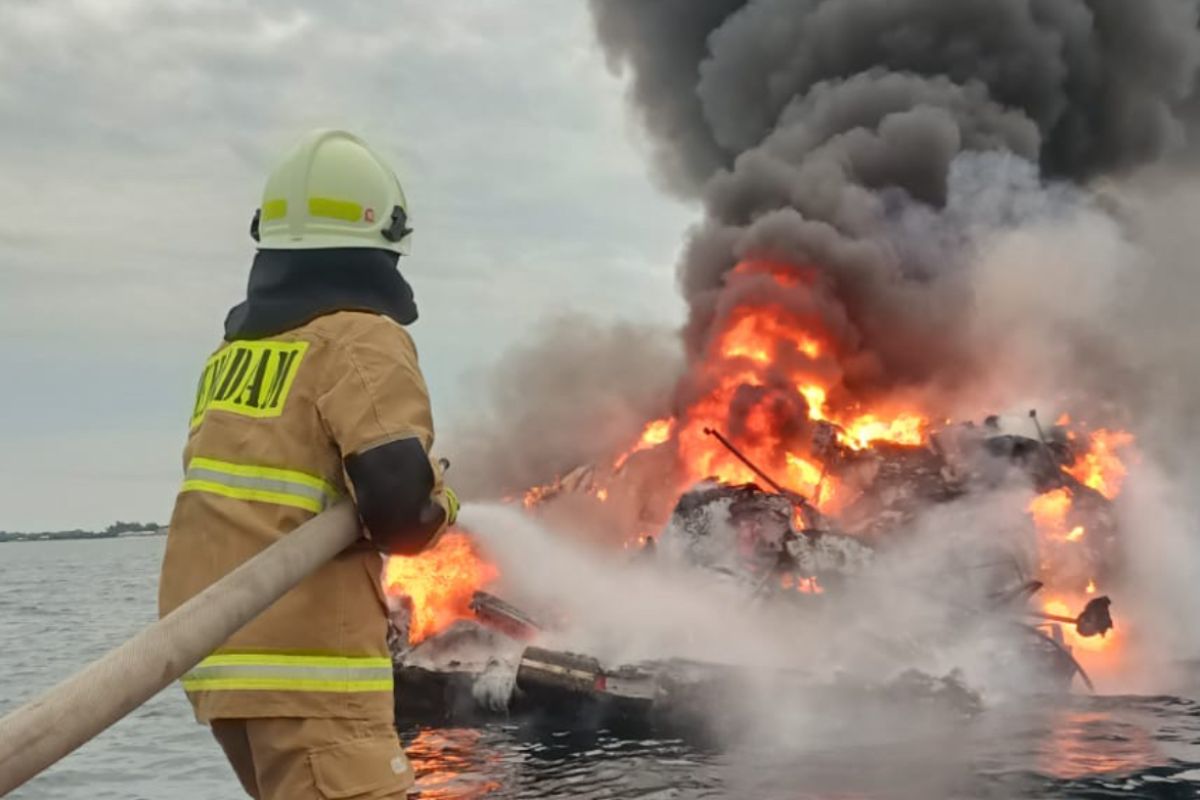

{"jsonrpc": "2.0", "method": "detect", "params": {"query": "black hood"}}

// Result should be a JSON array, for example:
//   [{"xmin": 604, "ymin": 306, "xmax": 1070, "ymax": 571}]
[{"xmin": 224, "ymin": 248, "xmax": 418, "ymax": 340}]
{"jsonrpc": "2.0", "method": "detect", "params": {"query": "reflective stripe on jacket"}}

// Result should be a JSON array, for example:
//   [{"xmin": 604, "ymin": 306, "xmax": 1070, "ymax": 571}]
[
  {"xmin": 181, "ymin": 457, "xmax": 340, "ymax": 514},
  {"xmin": 182, "ymin": 653, "xmax": 395, "ymax": 694}
]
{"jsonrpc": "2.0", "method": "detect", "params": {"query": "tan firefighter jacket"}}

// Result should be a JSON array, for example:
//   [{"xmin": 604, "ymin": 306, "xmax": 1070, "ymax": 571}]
[{"xmin": 159, "ymin": 310, "xmax": 450, "ymax": 723}]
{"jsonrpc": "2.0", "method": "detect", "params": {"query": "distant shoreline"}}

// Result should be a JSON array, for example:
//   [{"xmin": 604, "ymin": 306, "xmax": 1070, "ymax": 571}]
[{"xmin": 0, "ymin": 525, "xmax": 165, "ymax": 544}]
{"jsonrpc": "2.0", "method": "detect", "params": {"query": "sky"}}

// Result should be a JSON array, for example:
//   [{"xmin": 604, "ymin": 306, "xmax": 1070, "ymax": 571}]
[{"xmin": 0, "ymin": 0, "xmax": 696, "ymax": 531}]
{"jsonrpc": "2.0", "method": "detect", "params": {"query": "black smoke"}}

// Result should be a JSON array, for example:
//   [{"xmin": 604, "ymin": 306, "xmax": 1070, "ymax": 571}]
[
  {"xmin": 590, "ymin": 0, "xmax": 1200, "ymax": 411},
  {"xmin": 593, "ymin": 0, "xmax": 1200, "ymax": 192}
]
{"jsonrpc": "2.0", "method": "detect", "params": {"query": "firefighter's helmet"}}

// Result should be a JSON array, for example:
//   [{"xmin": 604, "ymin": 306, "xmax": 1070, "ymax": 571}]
[{"xmin": 251, "ymin": 129, "xmax": 412, "ymax": 254}]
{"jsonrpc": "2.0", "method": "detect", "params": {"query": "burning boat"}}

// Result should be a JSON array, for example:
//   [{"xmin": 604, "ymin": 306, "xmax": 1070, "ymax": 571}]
[
  {"xmin": 380, "ymin": 409, "xmax": 1120, "ymax": 733},
  {"xmin": 376, "ymin": 248, "xmax": 1135, "ymax": 734}
]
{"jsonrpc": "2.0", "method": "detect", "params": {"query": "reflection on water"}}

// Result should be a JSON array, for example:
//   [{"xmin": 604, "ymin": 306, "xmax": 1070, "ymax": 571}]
[
  {"xmin": 402, "ymin": 696, "xmax": 1200, "ymax": 800},
  {"xmin": 402, "ymin": 725, "xmax": 724, "ymax": 799},
  {"xmin": 406, "ymin": 728, "xmax": 504, "ymax": 799},
  {"xmin": 1034, "ymin": 707, "xmax": 1164, "ymax": 780}
]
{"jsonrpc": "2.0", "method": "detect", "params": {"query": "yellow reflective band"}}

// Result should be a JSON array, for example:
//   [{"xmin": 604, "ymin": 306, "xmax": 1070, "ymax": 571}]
[
  {"xmin": 181, "ymin": 653, "xmax": 393, "ymax": 694},
  {"xmin": 195, "ymin": 654, "xmax": 393, "ymax": 668},
  {"xmin": 261, "ymin": 198, "xmax": 288, "ymax": 222},
  {"xmin": 187, "ymin": 458, "xmax": 338, "ymax": 496},
  {"xmin": 191, "ymin": 340, "xmax": 308, "ymax": 428},
  {"xmin": 308, "ymin": 196, "xmax": 363, "ymax": 222},
  {"xmin": 180, "ymin": 678, "xmax": 393, "ymax": 693},
  {"xmin": 179, "ymin": 479, "xmax": 323, "ymax": 513},
  {"xmin": 181, "ymin": 457, "xmax": 339, "ymax": 514}
]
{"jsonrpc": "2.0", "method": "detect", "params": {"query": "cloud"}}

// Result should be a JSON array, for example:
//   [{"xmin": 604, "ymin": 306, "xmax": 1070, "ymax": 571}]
[{"xmin": 0, "ymin": 0, "xmax": 692, "ymax": 529}]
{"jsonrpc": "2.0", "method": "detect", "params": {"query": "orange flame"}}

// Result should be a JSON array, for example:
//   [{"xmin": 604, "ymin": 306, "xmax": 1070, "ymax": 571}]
[
  {"xmin": 784, "ymin": 452, "xmax": 824, "ymax": 494},
  {"xmin": 797, "ymin": 576, "xmax": 825, "ymax": 595},
  {"xmin": 780, "ymin": 574, "xmax": 825, "ymax": 594},
  {"xmin": 1066, "ymin": 428, "xmax": 1135, "ymax": 499},
  {"xmin": 384, "ymin": 533, "xmax": 499, "ymax": 644},
  {"xmin": 523, "ymin": 484, "xmax": 551, "ymax": 510},
  {"xmin": 1029, "ymin": 488, "xmax": 1072, "ymax": 535},
  {"xmin": 1030, "ymin": 488, "xmax": 1123, "ymax": 664},
  {"xmin": 837, "ymin": 411, "xmax": 927, "ymax": 450},
  {"xmin": 668, "ymin": 261, "xmax": 929, "ymax": 505},
  {"xmin": 614, "ymin": 418, "xmax": 675, "ymax": 470},
  {"xmin": 719, "ymin": 311, "xmax": 823, "ymax": 362},
  {"xmin": 640, "ymin": 418, "xmax": 674, "ymax": 447}
]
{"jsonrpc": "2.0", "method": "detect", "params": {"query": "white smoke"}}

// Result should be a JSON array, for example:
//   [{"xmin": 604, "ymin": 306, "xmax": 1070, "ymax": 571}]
[
  {"xmin": 460, "ymin": 502, "xmax": 792, "ymax": 669},
  {"xmin": 460, "ymin": 490, "xmax": 1067, "ymax": 711}
]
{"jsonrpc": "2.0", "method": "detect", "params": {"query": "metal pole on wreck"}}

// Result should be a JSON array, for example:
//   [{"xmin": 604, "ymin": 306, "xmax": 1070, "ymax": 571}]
[
  {"xmin": 0, "ymin": 503, "xmax": 361, "ymax": 797},
  {"xmin": 702, "ymin": 427, "xmax": 800, "ymax": 499},
  {"xmin": 702, "ymin": 426, "xmax": 820, "ymax": 521}
]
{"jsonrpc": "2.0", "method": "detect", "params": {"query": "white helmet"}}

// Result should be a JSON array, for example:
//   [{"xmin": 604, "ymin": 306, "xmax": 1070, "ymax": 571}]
[{"xmin": 251, "ymin": 129, "xmax": 412, "ymax": 254}]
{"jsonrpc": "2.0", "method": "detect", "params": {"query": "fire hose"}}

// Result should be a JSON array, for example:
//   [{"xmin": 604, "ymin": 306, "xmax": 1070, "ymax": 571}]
[{"xmin": 0, "ymin": 503, "xmax": 361, "ymax": 797}]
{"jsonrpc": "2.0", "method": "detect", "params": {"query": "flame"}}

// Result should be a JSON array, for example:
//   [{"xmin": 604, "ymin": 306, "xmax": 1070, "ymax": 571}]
[
  {"xmin": 780, "ymin": 574, "xmax": 825, "ymax": 594},
  {"xmin": 523, "ymin": 484, "xmax": 551, "ymax": 510},
  {"xmin": 799, "ymin": 576, "xmax": 824, "ymax": 595},
  {"xmin": 384, "ymin": 533, "xmax": 499, "ymax": 644},
  {"xmin": 798, "ymin": 384, "xmax": 828, "ymax": 420},
  {"xmin": 1066, "ymin": 428, "xmax": 1135, "ymax": 499},
  {"xmin": 667, "ymin": 260, "xmax": 929, "ymax": 505},
  {"xmin": 719, "ymin": 311, "xmax": 823, "ymax": 362},
  {"xmin": 1025, "ymin": 432, "xmax": 1132, "ymax": 675},
  {"xmin": 614, "ymin": 418, "xmax": 675, "ymax": 470},
  {"xmin": 640, "ymin": 418, "xmax": 674, "ymax": 447},
  {"xmin": 1042, "ymin": 593, "xmax": 1129, "ymax": 686},
  {"xmin": 785, "ymin": 452, "xmax": 824, "ymax": 494},
  {"xmin": 1029, "ymin": 488, "xmax": 1072, "ymax": 534},
  {"xmin": 837, "ymin": 411, "xmax": 927, "ymax": 450}
]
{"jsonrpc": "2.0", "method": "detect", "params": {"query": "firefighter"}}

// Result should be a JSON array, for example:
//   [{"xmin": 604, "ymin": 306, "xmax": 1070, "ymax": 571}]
[{"xmin": 158, "ymin": 129, "xmax": 458, "ymax": 799}]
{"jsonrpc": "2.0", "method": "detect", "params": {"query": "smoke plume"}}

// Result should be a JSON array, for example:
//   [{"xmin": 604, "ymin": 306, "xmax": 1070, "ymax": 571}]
[
  {"xmin": 444, "ymin": 316, "xmax": 680, "ymax": 498},
  {"xmin": 590, "ymin": 0, "xmax": 1200, "ymax": 427},
  {"xmin": 593, "ymin": 0, "xmax": 1200, "ymax": 192}
]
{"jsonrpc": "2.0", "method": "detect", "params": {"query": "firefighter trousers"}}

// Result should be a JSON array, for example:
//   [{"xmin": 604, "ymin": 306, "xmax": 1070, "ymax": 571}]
[{"xmin": 211, "ymin": 717, "xmax": 414, "ymax": 799}]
